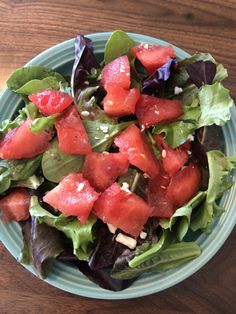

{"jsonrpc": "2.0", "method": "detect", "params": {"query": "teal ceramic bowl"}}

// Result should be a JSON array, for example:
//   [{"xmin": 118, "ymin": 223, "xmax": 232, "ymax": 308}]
[{"xmin": 0, "ymin": 32, "xmax": 235, "ymax": 299}]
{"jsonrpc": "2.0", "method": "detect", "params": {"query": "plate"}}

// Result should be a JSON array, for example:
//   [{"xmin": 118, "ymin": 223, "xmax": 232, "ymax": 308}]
[{"xmin": 0, "ymin": 32, "xmax": 235, "ymax": 299}]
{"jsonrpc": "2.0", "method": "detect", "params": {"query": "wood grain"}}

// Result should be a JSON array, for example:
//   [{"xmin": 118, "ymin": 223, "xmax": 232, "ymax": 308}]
[{"xmin": 0, "ymin": 0, "xmax": 235, "ymax": 313}]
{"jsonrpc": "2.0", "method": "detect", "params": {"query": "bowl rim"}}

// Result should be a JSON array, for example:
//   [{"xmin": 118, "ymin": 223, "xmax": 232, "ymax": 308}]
[{"xmin": 0, "ymin": 32, "xmax": 235, "ymax": 300}]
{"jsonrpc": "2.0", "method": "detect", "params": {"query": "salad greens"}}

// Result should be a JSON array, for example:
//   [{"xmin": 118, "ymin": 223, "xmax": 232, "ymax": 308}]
[
  {"xmin": 191, "ymin": 151, "xmax": 236, "ymax": 232},
  {"xmin": 197, "ymin": 82, "xmax": 234, "ymax": 127},
  {"xmin": 111, "ymin": 242, "xmax": 201, "ymax": 280},
  {"xmin": 31, "ymin": 114, "xmax": 60, "ymax": 133},
  {"xmin": 7, "ymin": 66, "xmax": 67, "ymax": 92},
  {"xmin": 71, "ymin": 34, "xmax": 98, "ymax": 99},
  {"xmin": 0, "ymin": 30, "xmax": 235, "ymax": 292},
  {"xmin": 104, "ymin": 30, "xmax": 136, "ymax": 64},
  {"xmin": 186, "ymin": 60, "xmax": 216, "ymax": 88},
  {"xmin": 160, "ymin": 191, "xmax": 206, "ymax": 241},
  {"xmin": 20, "ymin": 217, "xmax": 65, "ymax": 278},
  {"xmin": 42, "ymin": 138, "xmax": 84, "ymax": 183},
  {"xmin": 29, "ymin": 196, "xmax": 97, "ymax": 261},
  {"xmin": 84, "ymin": 119, "xmax": 134, "ymax": 152},
  {"xmin": 0, "ymin": 155, "xmax": 42, "ymax": 193}
]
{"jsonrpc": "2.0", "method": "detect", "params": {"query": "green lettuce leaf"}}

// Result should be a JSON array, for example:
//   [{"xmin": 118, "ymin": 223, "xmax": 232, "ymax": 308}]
[
  {"xmin": 31, "ymin": 114, "xmax": 59, "ymax": 133},
  {"xmin": 42, "ymin": 138, "xmax": 84, "ymax": 183},
  {"xmin": 118, "ymin": 168, "xmax": 147, "ymax": 199},
  {"xmin": 15, "ymin": 76, "xmax": 60, "ymax": 95},
  {"xmin": 159, "ymin": 192, "xmax": 206, "ymax": 241},
  {"xmin": 0, "ymin": 109, "xmax": 27, "ymax": 134},
  {"xmin": 129, "ymin": 230, "xmax": 172, "ymax": 268},
  {"xmin": 0, "ymin": 102, "xmax": 39, "ymax": 136},
  {"xmin": 104, "ymin": 30, "xmax": 135, "ymax": 64},
  {"xmin": 84, "ymin": 119, "xmax": 135, "ymax": 152},
  {"xmin": 111, "ymin": 242, "xmax": 201, "ymax": 280},
  {"xmin": 153, "ymin": 104, "xmax": 200, "ymax": 148},
  {"xmin": 7, "ymin": 66, "xmax": 67, "ymax": 91},
  {"xmin": 197, "ymin": 82, "xmax": 234, "ymax": 128},
  {"xmin": 11, "ymin": 175, "xmax": 44, "ymax": 189},
  {"xmin": 74, "ymin": 86, "xmax": 101, "ymax": 117},
  {"xmin": 153, "ymin": 82, "xmax": 234, "ymax": 148},
  {"xmin": 0, "ymin": 155, "xmax": 42, "ymax": 194},
  {"xmin": 191, "ymin": 150, "xmax": 236, "ymax": 232},
  {"xmin": 23, "ymin": 102, "xmax": 40, "ymax": 119},
  {"xmin": 29, "ymin": 196, "xmax": 97, "ymax": 260}
]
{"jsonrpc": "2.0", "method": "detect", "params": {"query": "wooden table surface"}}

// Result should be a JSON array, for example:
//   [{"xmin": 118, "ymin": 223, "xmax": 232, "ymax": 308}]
[{"xmin": 0, "ymin": 0, "xmax": 236, "ymax": 313}]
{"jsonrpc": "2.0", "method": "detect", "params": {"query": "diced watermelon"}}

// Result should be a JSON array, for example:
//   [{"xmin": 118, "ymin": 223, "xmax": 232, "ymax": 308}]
[
  {"xmin": 29, "ymin": 89, "xmax": 74, "ymax": 116},
  {"xmin": 147, "ymin": 172, "xmax": 174, "ymax": 218},
  {"xmin": 101, "ymin": 55, "xmax": 130, "ymax": 90},
  {"xmin": 154, "ymin": 134, "xmax": 189, "ymax": 176},
  {"xmin": 55, "ymin": 106, "xmax": 92, "ymax": 155},
  {"xmin": 132, "ymin": 43, "xmax": 175, "ymax": 75},
  {"xmin": 103, "ymin": 85, "xmax": 140, "ymax": 117},
  {"xmin": 93, "ymin": 182, "xmax": 152, "ymax": 237},
  {"xmin": 114, "ymin": 124, "xmax": 160, "ymax": 178},
  {"xmin": 83, "ymin": 152, "xmax": 129, "ymax": 192},
  {"xmin": 148, "ymin": 163, "xmax": 201, "ymax": 218},
  {"xmin": 0, "ymin": 188, "xmax": 30, "ymax": 223},
  {"xmin": 43, "ymin": 173, "xmax": 100, "ymax": 223},
  {"xmin": 166, "ymin": 163, "xmax": 202, "ymax": 208},
  {"xmin": 135, "ymin": 94, "xmax": 183, "ymax": 129},
  {"xmin": 0, "ymin": 119, "xmax": 52, "ymax": 159}
]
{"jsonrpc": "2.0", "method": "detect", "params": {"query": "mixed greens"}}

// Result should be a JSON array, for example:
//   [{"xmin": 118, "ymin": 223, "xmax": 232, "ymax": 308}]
[{"xmin": 0, "ymin": 30, "xmax": 235, "ymax": 291}]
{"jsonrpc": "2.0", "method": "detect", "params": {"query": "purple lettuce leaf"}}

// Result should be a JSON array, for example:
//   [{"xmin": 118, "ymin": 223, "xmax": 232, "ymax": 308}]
[
  {"xmin": 71, "ymin": 34, "xmax": 98, "ymax": 99},
  {"xmin": 142, "ymin": 58, "xmax": 176, "ymax": 94},
  {"xmin": 186, "ymin": 61, "xmax": 216, "ymax": 88},
  {"xmin": 88, "ymin": 222, "xmax": 126, "ymax": 271},
  {"xmin": 58, "ymin": 248, "xmax": 136, "ymax": 291},
  {"xmin": 20, "ymin": 218, "xmax": 66, "ymax": 278},
  {"xmin": 76, "ymin": 262, "xmax": 136, "ymax": 291}
]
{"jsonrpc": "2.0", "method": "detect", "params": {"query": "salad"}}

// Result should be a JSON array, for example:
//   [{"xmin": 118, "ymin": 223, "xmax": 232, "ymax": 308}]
[{"xmin": 0, "ymin": 30, "xmax": 235, "ymax": 292}]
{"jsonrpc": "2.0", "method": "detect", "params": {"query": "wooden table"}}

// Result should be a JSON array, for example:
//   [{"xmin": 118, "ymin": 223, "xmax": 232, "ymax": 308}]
[{"xmin": 0, "ymin": 1, "xmax": 235, "ymax": 313}]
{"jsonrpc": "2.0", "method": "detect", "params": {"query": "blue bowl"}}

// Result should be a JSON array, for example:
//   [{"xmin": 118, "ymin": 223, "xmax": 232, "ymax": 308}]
[{"xmin": 0, "ymin": 32, "xmax": 235, "ymax": 299}]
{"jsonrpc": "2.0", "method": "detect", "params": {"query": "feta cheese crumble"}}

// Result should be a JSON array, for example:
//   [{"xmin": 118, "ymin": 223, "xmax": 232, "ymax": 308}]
[
  {"xmin": 115, "ymin": 233, "xmax": 137, "ymax": 249},
  {"xmin": 174, "ymin": 86, "xmax": 183, "ymax": 95}
]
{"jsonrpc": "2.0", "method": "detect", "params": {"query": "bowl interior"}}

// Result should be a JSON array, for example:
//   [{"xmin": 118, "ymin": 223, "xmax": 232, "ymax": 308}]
[{"xmin": 0, "ymin": 32, "xmax": 235, "ymax": 299}]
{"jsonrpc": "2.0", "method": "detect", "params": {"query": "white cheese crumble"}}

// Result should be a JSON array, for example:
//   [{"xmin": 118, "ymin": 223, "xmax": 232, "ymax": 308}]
[
  {"xmin": 162, "ymin": 149, "xmax": 167, "ymax": 158},
  {"xmin": 81, "ymin": 110, "xmax": 90, "ymax": 117},
  {"xmin": 100, "ymin": 125, "xmax": 109, "ymax": 133},
  {"xmin": 107, "ymin": 223, "xmax": 117, "ymax": 234},
  {"xmin": 120, "ymin": 182, "xmax": 131, "ymax": 193},
  {"xmin": 105, "ymin": 100, "xmax": 113, "ymax": 106},
  {"xmin": 187, "ymin": 134, "xmax": 194, "ymax": 141},
  {"xmin": 115, "ymin": 233, "xmax": 137, "ymax": 249},
  {"xmin": 128, "ymin": 147, "xmax": 136, "ymax": 152},
  {"xmin": 77, "ymin": 182, "xmax": 85, "ymax": 192},
  {"xmin": 120, "ymin": 65, "xmax": 126, "ymax": 72},
  {"xmin": 160, "ymin": 185, "xmax": 167, "ymax": 189},
  {"xmin": 139, "ymin": 231, "xmax": 147, "ymax": 239},
  {"xmin": 174, "ymin": 86, "xmax": 183, "ymax": 95}
]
